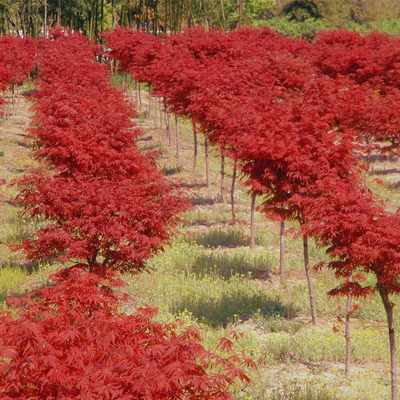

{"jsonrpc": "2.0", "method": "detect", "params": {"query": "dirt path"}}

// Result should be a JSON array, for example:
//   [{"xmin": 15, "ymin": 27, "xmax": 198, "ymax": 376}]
[{"xmin": 0, "ymin": 94, "xmax": 35, "ymax": 265}]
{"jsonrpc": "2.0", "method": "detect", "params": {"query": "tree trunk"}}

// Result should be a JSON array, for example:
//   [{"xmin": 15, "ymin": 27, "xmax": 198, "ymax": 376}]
[
  {"xmin": 138, "ymin": 83, "xmax": 142, "ymax": 108},
  {"xmin": 364, "ymin": 142, "xmax": 371, "ymax": 187},
  {"xmin": 153, "ymin": 96, "xmax": 157, "ymax": 126},
  {"xmin": 220, "ymin": 153, "xmax": 225, "ymax": 202},
  {"xmin": 220, "ymin": 0, "xmax": 226, "ymax": 29},
  {"xmin": 303, "ymin": 234, "xmax": 317, "ymax": 324},
  {"xmin": 378, "ymin": 284, "xmax": 397, "ymax": 400},
  {"xmin": 345, "ymin": 271, "xmax": 352, "ymax": 376},
  {"xmin": 192, "ymin": 121, "xmax": 198, "ymax": 173},
  {"xmin": 364, "ymin": 160, "xmax": 370, "ymax": 187},
  {"xmin": 44, "ymin": 0, "xmax": 47, "ymax": 38},
  {"xmin": 250, "ymin": 194, "xmax": 256, "ymax": 250},
  {"xmin": 205, "ymin": 135, "xmax": 210, "ymax": 187},
  {"xmin": 57, "ymin": 0, "xmax": 62, "ymax": 25},
  {"xmin": 159, "ymin": 97, "xmax": 163, "ymax": 128},
  {"xmin": 164, "ymin": 102, "xmax": 171, "ymax": 145},
  {"xmin": 112, "ymin": 0, "xmax": 116, "ymax": 29},
  {"xmin": 94, "ymin": 0, "xmax": 99, "ymax": 38},
  {"xmin": 231, "ymin": 162, "xmax": 237, "ymax": 220},
  {"xmin": 101, "ymin": 0, "xmax": 104, "ymax": 33},
  {"xmin": 12, "ymin": 85, "xmax": 15, "ymax": 115},
  {"xmin": 280, "ymin": 221, "xmax": 285, "ymax": 283},
  {"xmin": 148, "ymin": 93, "xmax": 151, "ymax": 117},
  {"xmin": 20, "ymin": 9, "xmax": 26, "ymax": 37},
  {"xmin": 175, "ymin": 114, "xmax": 179, "ymax": 160}
]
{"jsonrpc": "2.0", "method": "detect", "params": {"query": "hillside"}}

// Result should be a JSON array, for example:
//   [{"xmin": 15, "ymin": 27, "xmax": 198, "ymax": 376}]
[{"xmin": 1, "ymin": 0, "xmax": 400, "ymax": 40}]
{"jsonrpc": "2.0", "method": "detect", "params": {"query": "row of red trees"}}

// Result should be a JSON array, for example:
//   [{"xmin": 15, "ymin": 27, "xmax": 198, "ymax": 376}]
[
  {"xmin": 105, "ymin": 27, "xmax": 400, "ymax": 399},
  {"xmin": 0, "ymin": 31, "xmax": 251, "ymax": 398}
]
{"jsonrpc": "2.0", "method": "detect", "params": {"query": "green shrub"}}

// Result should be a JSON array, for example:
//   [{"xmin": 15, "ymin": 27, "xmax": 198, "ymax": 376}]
[{"xmin": 257, "ymin": 17, "xmax": 333, "ymax": 38}]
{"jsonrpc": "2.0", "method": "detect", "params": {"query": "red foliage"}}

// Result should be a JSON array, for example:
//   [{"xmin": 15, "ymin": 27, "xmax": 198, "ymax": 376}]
[
  {"xmin": 312, "ymin": 30, "xmax": 400, "ymax": 92},
  {"xmin": 0, "ymin": 35, "xmax": 36, "ymax": 87},
  {"xmin": 0, "ymin": 267, "xmax": 249, "ymax": 399},
  {"xmin": 0, "ymin": 35, "xmax": 36, "ymax": 115},
  {"xmin": 13, "ymin": 30, "xmax": 188, "ymax": 272},
  {"xmin": 104, "ymin": 26, "xmax": 400, "ymax": 300}
]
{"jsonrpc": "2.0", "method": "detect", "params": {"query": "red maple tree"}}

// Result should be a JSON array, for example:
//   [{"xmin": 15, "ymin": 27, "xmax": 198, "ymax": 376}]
[{"xmin": 0, "ymin": 266, "xmax": 250, "ymax": 399}]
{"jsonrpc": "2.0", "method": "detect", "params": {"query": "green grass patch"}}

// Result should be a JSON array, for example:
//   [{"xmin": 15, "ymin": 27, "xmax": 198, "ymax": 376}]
[
  {"xmin": 191, "ymin": 248, "xmax": 276, "ymax": 279},
  {"xmin": 170, "ymin": 273, "xmax": 295, "ymax": 327},
  {"xmin": 0, "ymin": 263, "xmax": 29, "ymax": 301},
  {"xmin": 186, "ymin": 228, "xmax": 249, "ymax": 248}
]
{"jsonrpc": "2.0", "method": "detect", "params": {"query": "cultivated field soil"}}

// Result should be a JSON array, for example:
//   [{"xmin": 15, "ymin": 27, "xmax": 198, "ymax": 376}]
[{"xmin": 1, "ymin": 82, "xmax": 400, "ymax": 399}]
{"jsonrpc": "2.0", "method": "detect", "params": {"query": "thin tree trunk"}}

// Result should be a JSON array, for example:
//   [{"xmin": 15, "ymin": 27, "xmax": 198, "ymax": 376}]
[
  {"xmin": 4, "ymin": 89, "xmax": 10, "ymax": 121},
  {"xmin": 112, "ymin": 0, "xmax": 116, "ymax": 29},
  {"xmin": 165, "ymin": 102, "xmax": 171, "ymax": 145},
  {"xmin": 192, "ymin": 121, "xmax": 198, "ymax": 173},
  {"xmin": 220, "ymin": 0, "xmax": 226, "ymax": 29},
  {"xmin": 153, "ymin": 96, "xmax": 157, "ymax": 126},
  {"xmin": 148, "ymin": 93, "xmax": 151, "ymax": 117},
  {"xmin": 138, "ymin": 83, "xmax": 142, "ymax": 108},
  {"xmin": 175, "ymin": 114, "xmax": 179, "ymax": 160},
  {"xmin": 280, "ymin": 221, "xmax": 285, "ymax": 283},
  {"xmin": 220, "ymin": 153, "xmax": 225, "ymax": 202},
  {"xmin": 303, "ymin": 234, "xmax": 317, "ymax": 324},
  {"xmin": 57, "ymin": 0, "xmax": 62, "ymax": 25},
  {"xmin": 135, "ymin": 81, "xmax": 138, "ymax": 104},
  {"xmin": 231, "ymin": 162, "xmax": 237, "ymax": 220},
  {"xmin": 94, "ymin": 0, "xmax": 99, "ymax": 38},
  {"xmin": 250, "ymin": 194, "xmax": 256, "ymax": 250},
  {"xmin": 345, "ymin": 271, "xmax": 352, "ymax": 376},
  {"xmin": 378, "ymin": 284, "xmax": 397, "ymax": 400},
  {"xmin": 101, "ymin": 0, "xmax": 104, "ymax": 32},
  {"xmin": 364, "ymin": 153, "xmax": 370, "ymax": 187},
  {"xmin": 159, "ymin": 97, "xmax": 163, "ymax": 128},
  {"xmin": 44, "ymin": 0, "xmax": 47, "ymax": 38},
  {"xmin": 12, "ymin": 85, "xmax": 15, "ymax": 115},
  {"xmin": 205, "ymin": 135, "xmax": 210, "ymax": 187}
]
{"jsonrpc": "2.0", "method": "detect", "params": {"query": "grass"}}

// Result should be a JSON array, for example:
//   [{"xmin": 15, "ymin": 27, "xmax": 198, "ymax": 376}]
[
  {"xmin": 123, "ymin": 241, "xmax": 296, "ymax": 327},
  {"xmin": 271, "ymin": 382, "xmax": 339, "ymax": 400},
  {"xmin": 191, "ymin": 247, "xmax": 276, "ymax": 279},
  {"xmin": 170, "ymin": 273, "xmax": 294, "ymax": 326},
  {"xmin": 0, "ymin": 264, "xmax": 29, "ymax": 301},
  {"xmin": 186, "ymin": 228, "xmax": 249, "ymax": 248}
]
